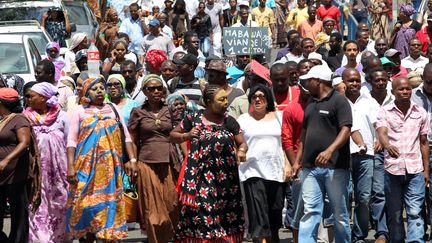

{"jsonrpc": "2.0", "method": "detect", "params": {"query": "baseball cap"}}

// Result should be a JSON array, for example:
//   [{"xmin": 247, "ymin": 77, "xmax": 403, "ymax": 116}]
[
  {"xmin": 308, "ymin": 52, "xmax": 323, "ymax": 61},
  {"xmin": 173, "ymin": 53, "xmax": 198, "ymax": 65},
  {"xmin": 205, "ymin": 60, "xmax": 228, "ymax": 74},
  {"xmin": 239, "ymin": 0, "xmax": 250, "ymax": 7},
  {"xmin": 75, "ymin": 49, "xmax": 88, "ymax": 62},
  {"xmin": 149, "ymin": 19, "xmax": 160, "ymax": 27},
  {"xmin": 299, "ymin": 65, "xmax": 332, "ymax": 81},
  {"xmin": 380, "ymin": 57, "xmax": 396, "ymax": 66},
  {"xmin": 384, "ymin": 48, "xmax": 401, "ymax": 57}
]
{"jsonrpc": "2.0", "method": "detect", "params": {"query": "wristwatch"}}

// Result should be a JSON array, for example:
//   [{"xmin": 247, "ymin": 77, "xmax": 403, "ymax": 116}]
[{"xmin": 130, "ymin": 158, "xmax": 137, "ymax": 163}]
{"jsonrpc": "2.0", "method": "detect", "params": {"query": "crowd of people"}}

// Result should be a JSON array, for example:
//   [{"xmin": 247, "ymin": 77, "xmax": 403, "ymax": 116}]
[{"xmin": 2, "ymin": 0, "xmax": 432, "ymax": 242}]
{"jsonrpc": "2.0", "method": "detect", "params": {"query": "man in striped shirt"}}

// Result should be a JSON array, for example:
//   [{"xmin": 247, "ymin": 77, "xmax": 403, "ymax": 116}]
[{"xmin": 376, "ymin": 77, "xmax": 430, "ymax": 243}]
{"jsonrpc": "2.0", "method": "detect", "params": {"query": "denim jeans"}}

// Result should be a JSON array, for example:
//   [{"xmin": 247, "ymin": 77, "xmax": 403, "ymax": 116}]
[
  {"xmin": 199, "ymin": 36, "xmax": 210, "ymax": 57},
  {"xmin": 299, "ymin": 167, "xmax": 351, "ymax": 243},
  {"xmin": 385, "ymin": 172, "xmax": 425, "ymax": 243},
  {"xmin": 370, "ymin": 152, "xmax": 388, "ymax": 239},
  {"xmin": 286, "ymin": 171, "xmax": 303, "ymax": 229},
  {"xmin": 351, "ymin": 154, "xmax": 374, "ymax": 242}
]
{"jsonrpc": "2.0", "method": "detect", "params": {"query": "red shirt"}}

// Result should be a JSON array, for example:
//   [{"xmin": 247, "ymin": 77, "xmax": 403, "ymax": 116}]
[
  {"xmin": 275, "ymin": 85, "xmax": 300, "ymax": 111},
  {"xmin": 391, "ymin": 66, "xmax": 408, "ymax": 79},
  {"xmin": 281, "ymin": 97, "xmax": 307, "ymax": 152},
  {"xmin": 415, "ymin": 27, "xmax": 432, "ymax": 53},
  {"xmin": 317, "ymin": 6, "xmax": 341, "ymax": 24}
]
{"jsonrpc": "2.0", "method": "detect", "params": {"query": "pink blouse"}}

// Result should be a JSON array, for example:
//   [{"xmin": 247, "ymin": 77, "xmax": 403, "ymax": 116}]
[{"xmin": 67, "ymin": 103, "xmax": 132, "ymax": 148}]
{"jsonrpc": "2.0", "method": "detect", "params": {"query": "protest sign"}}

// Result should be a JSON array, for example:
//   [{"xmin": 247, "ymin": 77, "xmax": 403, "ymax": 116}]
[{"xmin": 223, "ymin": 27, "xmax": 270, "ymax": 55}]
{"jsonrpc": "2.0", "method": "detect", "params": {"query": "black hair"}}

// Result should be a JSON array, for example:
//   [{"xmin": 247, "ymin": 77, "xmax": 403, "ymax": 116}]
[
  {"xmin": 0, "ymin": 98, "xmax": 22, "ymax": 113},
  {"xmin": 117, "ymin": 32, "xmax": 130, "ymax": 41},
  {"xmin": 37, "ymin": 59, "xmax": 55, "ymax": 75},
  {"xmin": 202, "ymin": 84, "xmax": 223, "ymax": 106},
  {"xmin": 121, "ymin": 60, "xmax": 136, "ymax": 69},
  {"xmin": 248, "ymin": 84, "xmax": 276, "ymax": 112},
  {"xmin": 287, "ymin": 30, "xmax": 299, "ymax": 40},
  {"xmin": 183, "ymin": 31, "xmax": 198, "ymax": 44},
  {"xmin": 129, "ymin": 3, "xmax": 140, "ymax": 9},
  {"xmin": 270, "ymin": 63, "xmax": 287, "ymax": 73},
  {"xmin": 343, "ymin": 40, "xmax": 359, "ymax": 51},
  {"xmin": 301, "ymin": 38, "xmax": 314, "ymax": 47},
  {"xmin": 355, "ymin": 29, "xmax": 369, "ymax": 39},
  {"xmin": 23, "ymin": 81, "xmax": 36, "ymax": 94},
  {"xmin": 330, "ymin": 32, "xmax": 342, "ymax": 42},
  {"xmin": 110, "ymin": 39, "xmax": 128, "ymax": 52},
  {"xmin": 173, "ymin": 0, "xmax": 186, "ymax": 14},
  {"xmin": 286, "ymin": 61, "xmax": 298, "ymax": 69},
  {"xmin": 289, "ymin": 37, "xmax": 302, "ymax": 49},
  {"xmin": 368, "ymin": 67, "xmax": 387, "ymax": 81}
]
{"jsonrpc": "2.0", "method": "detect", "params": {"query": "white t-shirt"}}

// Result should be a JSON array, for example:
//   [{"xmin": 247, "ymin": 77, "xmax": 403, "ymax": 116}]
[{"xmin": 237, "ymin": 112, "xmax": 285, "ymax": 182}]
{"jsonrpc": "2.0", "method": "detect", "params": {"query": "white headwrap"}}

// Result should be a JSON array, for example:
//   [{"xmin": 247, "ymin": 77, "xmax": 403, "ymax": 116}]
[{"xmin": 69, "ymin": 33, "xmax": 87, "ymax": 51}]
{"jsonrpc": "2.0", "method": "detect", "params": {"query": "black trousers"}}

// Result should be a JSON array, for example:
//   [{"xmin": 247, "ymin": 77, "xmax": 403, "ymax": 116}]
[
  {"xmin": 243, "ymin": 177, "xmax": 286, "ymax": 238},
  {"xmin": 0, "ymin": 181, "xmax": 29, "ymax": 243}
]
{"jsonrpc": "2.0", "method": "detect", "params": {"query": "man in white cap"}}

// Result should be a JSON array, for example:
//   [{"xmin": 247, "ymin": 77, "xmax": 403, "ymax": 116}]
[
  {"xmin": 292, "ymin": 65, "xmax": 352, "ymax": 242},
  {"xmin": 385, "ymin": 48, "xmax": 408, "ymax": 79},
  {"xmin": 232, "ymin": 2, "xmax": 259, "ymax": 27}
]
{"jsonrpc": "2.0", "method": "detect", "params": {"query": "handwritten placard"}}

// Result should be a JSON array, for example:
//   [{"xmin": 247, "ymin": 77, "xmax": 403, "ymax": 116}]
[{"xmin": 223, "ymin": 27, "xmax": 270, "ymax": 55}]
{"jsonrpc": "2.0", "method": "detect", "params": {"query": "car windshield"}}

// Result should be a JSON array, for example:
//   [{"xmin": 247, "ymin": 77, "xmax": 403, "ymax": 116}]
[
  {"xmin": 11, "ymin": 32, "xmax": 49, "ymax": 54},
  {"xmin": 65, "ymin": 5, "xmax": 89, "ymax": 25},
  {"xmin": 0, "ymin": 43, "xmax": 29, "ymax": 74},
  {"xmin": 0, "ymin": 7, "xmax": 49, "ymax": 22}
]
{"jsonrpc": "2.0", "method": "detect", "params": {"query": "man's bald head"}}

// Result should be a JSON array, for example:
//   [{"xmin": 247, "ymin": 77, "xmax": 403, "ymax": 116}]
[
  {"xmin": 342, "ymin": 67, "xmax": 360, "ymax": 78},
  {"xmin": 392, "ymin": 77, "xmax": 409, "ymax": 90}
]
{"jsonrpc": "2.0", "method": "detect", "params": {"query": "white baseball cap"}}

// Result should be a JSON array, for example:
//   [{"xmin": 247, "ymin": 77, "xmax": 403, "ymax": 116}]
[
  {"xmin": 239, "ymin": 0, "xmax": 250, "ymax": 7},
  {"xmin": 299, "ymin": 65, "xmax": 332, "ymax": 82}
]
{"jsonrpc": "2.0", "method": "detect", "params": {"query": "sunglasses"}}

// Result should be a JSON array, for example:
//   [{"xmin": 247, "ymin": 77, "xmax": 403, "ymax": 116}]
[
  {"xmin": 107, "ymin": 82, "xmax": 121, "ymax": 87},
  {"xmin": 144, "ymin": 85, "xmax": 163, "ymax": 92},
  {"xmin": 252, "ymin": 94, "xmax": 266, "ymax": 100}
]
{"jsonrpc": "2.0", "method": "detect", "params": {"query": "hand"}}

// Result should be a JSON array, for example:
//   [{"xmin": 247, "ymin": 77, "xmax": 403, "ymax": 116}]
[
  {"xmin": 425, "ymin": 170, "xmax": 430, "ymax": 188},
  {"xmin": 0, "ymin": 159, "xmax": 9, "ymax": 172},
  {"xmin": 186, "ymin": 127, "xmax": 201, "ymax": 140},
  {"xmin": 111, "ymin": 49, "xmax": 118, "ymax": 60},
  {"xmin": 63, "ymin": 10, "xmax": 68, "ymax": 16},
  {"xmin": 292, "ymin": 162, "xmax": 301, "ymax": 179},
  {"xmin": 374, "ymin": 141, "xmax": 383, "ymax": 153},
  {"xmin": 315, "ymin": 149, "xmax": 333, "ymax": 166},
  {"xmin": 237, "ymin": 150, "xmax": 246, "ymax": 163},
  {"xmin": 385, "ymin": 144, "xmax": 399, "ymax": 158},
  {"xmin": 124, "ymin": 161, "xmax": 139, "ymax": 183},
  {"xmin": 102, "ymin": 40, "xmax": 109, "ymax": 47},
  {"xmin": 358, "ymin": 144, "xmax": 367, "ymax": 156},
  {"xmin": 284, "ymin": 165, "xmax": 293, "ymax": 181},
  {"xmin": 394, "ymin": 23, "xmax": 402, "ymax": 30},
  {"xmin": 67, "ymin": 166, "xmax": 78, "ymax": 185}
]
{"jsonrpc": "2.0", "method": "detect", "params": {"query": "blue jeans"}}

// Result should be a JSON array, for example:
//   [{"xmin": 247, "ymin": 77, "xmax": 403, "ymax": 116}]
[
  {"xmin": 370, "ymin": 152, "xmax": 388, "ymax": 239},
  {"xmin": 199, "ymin": 36, "xmax": 210, "ymax": 57},
  {"xmin": 385, "ymin": 172, "xmax": 425, "ymax": 243},
  {"xmin": 299, "ymin": 167, "xmax": 351, "ymax": 243},
  {"xmin": 351, "ymin": 154, "xmax": 373, "ymax": 242},
  {"xmin": 286, "ymin": 171, "xmax": 304, "ymax": 229}
]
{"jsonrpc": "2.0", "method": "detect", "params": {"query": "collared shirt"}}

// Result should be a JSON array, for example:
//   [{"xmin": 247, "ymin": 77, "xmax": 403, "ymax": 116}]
[
  {"xmin": 279, "ymin": 52, "xmax": 304, "ymax": 63},
  {"xmin": 401, "ymin": 55, "xmax": 429, "ymax": 74},
  {"xmin": 119, "ymin": 17, "xmax": 144, "ymax": 54},
  {"xmin": 348, "ymin": 92, "xmax": 378, "ymax": 156},
  {"xmin": 415, "ymin": 27, "xmax": 432, "ymax": 53},
  {"xmin": 251, "ymin": 6, "xmax": 276, "ymax": 36},
  {"xmin": 376, "ymin": 102, "xmax": 429, "ymax": 175},
  {"xmin": 302, "ymin": 89, "xmax": 352, "ymax": 169},
  {"xmin": 139, "ymin": 32, "xmax": 175, "ymax": 56},
  {"xmin": 298, "ymin": 19, "xmax": 323, "ymax": 40},
  {"xmin": 411, "ymin": 84, "xmax": 432, "ymax": 147},
  {"xmin": 281, "ymin": 97, "xmax": 307, "ymax": 153}
]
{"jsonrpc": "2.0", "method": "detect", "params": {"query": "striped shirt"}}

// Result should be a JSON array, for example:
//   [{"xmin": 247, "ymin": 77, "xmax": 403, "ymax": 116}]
[
  {"xmin": 172, "ymin": 78, "xmax": 203, "ymax": 104},
  {"xmin": 376, "ymin": 102, "xmax": 429, "ymax": 175}
]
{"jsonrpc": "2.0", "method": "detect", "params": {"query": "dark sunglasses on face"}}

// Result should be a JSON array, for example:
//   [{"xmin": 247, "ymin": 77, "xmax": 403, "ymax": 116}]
[
  {"xmin": 144, "ymin": 85, "xmax": 163, "ymax": 92},
  {"xmin": 107, "ymin": 82, "xmax": 121, "ymax": 87}
]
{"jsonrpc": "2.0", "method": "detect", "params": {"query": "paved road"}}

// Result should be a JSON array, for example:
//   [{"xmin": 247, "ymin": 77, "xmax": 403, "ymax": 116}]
[{"xmin": 3, "ymin": 219, "xmax": 378, "ymax": 242}]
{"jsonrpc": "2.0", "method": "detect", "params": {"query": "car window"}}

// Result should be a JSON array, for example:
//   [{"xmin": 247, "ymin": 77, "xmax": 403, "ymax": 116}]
[
  {"xmin": 12, "ymin": 32, "xmax": 49, "ymax": 54},
  {"xmin": 0, "ymin": 43, "xmax": 29, "ymax": 74},
  {"xmin": 0, "ymin": 7, "xmax": 50, "ymax": 22},
  {"xmin": 65, "ymin": 5, "xmax": 89, "ymax": 25},
  {"xmin": 28, "ymin": 39, "xmax": 41, "ymax": 68}
]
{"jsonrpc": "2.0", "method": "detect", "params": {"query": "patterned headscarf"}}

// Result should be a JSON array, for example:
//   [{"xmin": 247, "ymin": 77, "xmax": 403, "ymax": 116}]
[
  {"xmin": 30, "ymin": 82, "xmax": 59, "ymax": 107},
  {"xmin": 167, "ymin": 93, "xmax": 186, "ymax": 107},
  {"xmin": 400, "ymin": 4, "xmax": 416, "ymax": 16},
  {"xmin": 80, "ymin": 76, "xmax": 104, "ymax": 106},
  {"xmin": 0, "ymin": 74, "xmax": 24, "ymax": 97},
  {"xmin": 141, "ymin": 74, "xmax": 164, "ymax": 89},
  {"xmin": 107, "ymin": 74, "xmax": 127, "ymax": 98},
  {"xmin": 146, "ymin": 50, "xmax": 168, "ymax": 74}
]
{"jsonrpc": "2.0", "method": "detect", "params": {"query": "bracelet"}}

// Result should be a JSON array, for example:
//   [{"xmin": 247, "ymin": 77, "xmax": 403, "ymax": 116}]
[
  {"xmin": 129, "ymin": 158, "xmax": 137, "ymax": 163},
  {"xmin": 238, "ymin": 148, "xmax": 246, "ymax": 152}
]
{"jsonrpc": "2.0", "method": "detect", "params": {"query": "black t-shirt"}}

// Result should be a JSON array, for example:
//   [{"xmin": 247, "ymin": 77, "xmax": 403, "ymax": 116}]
[
  {"xmin": 326, "ymin": 50, "xmax": 344, "ymax": 72},
  {"xmin": 302, "ymin": 89, "xmax": 352, "ymax": 169}
]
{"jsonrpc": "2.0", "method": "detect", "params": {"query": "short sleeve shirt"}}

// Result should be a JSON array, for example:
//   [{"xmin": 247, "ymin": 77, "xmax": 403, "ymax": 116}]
[
  {"xmin": 317, "ymin": 6, "xmax": 341, "ymax": 23},
  {"xmin": 0, "ymin": 115, "xmax": 30, "ymax": 185},
  {"xmin": 251, "ymin": 7, "xmax": 276, "ymax": 35},
  {"xmin": 302, "ymin": 89, "xmax": 352, "ymax": 169},
  {"xmin": 205, "ymin": 3, "xmax": 224, "ymax": 32}
]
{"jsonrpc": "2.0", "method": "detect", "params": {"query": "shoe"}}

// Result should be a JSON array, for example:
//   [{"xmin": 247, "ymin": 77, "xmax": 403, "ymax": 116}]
[{"xmin": 375, "ymin": 235, "xmax": 387, "ymax": 243}]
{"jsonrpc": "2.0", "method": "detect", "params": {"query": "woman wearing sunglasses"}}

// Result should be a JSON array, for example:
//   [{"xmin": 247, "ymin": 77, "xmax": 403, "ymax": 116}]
[{"xmin": 128, "ymin": 74, "xmax": 179, "ymax": 243}]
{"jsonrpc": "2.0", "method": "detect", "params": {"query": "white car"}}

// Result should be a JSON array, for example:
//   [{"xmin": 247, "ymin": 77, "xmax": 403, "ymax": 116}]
[
  {"xmin": 0, "ymin": 34, "xmax": 42, "ymax": 83},
  {"xmin": 0, "ymin": 20, "xmax": 54, "ymax": 56}
]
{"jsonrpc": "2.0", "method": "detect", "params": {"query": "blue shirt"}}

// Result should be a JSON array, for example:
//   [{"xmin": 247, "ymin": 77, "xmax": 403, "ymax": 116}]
[
  {"xmin": 119, "ymin": 17, "xmax": 144, "ymax": 54},
  {"xmin": 227, "ymin": 66, "xmax": 245, "ymax": 85}
]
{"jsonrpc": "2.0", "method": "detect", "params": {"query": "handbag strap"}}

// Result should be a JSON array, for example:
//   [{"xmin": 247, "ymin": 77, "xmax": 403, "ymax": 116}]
[{"xmin": 0, "ymin": 113, "xmax": 17, "ymax": 133}]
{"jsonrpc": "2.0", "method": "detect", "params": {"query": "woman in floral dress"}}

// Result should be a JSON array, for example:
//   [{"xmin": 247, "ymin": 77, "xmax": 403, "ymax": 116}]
[{"xmin": 170, "ymin": 84, "xmax": 248, "ymax": 242}]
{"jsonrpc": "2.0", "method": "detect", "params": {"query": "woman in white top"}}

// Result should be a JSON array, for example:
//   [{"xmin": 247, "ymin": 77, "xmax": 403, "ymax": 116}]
[{"xmin": 237, "ymin": 84, "xmax": 292, "ymax": 243}]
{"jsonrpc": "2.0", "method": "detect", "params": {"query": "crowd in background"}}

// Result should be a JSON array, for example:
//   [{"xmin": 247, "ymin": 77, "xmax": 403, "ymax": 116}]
[{"xmin": 2, "ymin": 0, "xmax": 432, "ymax": 243}]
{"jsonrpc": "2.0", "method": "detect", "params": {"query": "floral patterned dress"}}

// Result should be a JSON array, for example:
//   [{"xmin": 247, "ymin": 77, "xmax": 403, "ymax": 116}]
[
  {"xmin": 45, "ymin": 20, "xmax": 67, "ymax": 47},
  {"xmin": 175, "ymin": 111, "xmax": 244, "ymax": 242}
]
